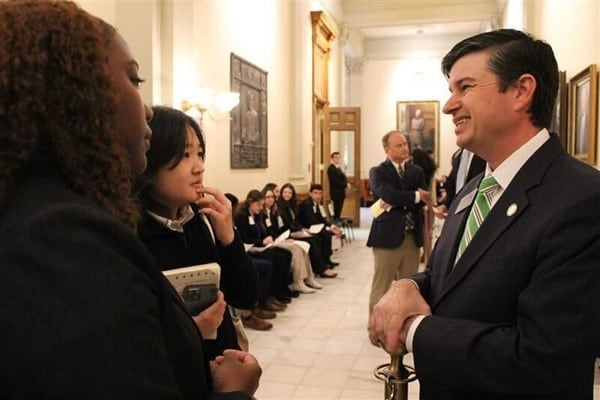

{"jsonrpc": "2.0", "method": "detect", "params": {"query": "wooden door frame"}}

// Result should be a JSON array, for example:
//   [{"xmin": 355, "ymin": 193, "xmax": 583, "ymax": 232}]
[
  {"xmin": 311, "ymin": 11, "xmax": 338, "ymax": 185},
  {"xmin": 324, "ymin": 107, "xmax": 361, "ymax": 227}
]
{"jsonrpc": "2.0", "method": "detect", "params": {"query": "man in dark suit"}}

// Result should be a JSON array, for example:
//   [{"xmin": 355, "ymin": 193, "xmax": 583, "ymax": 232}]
[
  {"xmin": 366, "ymin": 131, "xmax": 430, "ymax": 316},
  {"xmin": 327, "ymin": 151, "xmax": 349, "ymax": 220},
  {"xmin": 369, "ymin": 29, "xmax": 600, "ymax": 399},
  {"xmin": 297, "ymin": 183, "xmax": 341, "ymax": 276}
]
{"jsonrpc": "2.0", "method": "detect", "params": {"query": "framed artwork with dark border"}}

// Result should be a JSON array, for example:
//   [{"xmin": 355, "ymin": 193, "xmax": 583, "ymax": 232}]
[
  {"xmin": 230, "ymin": 53, "xmax": 268, "ymax": 169},
  {"xmin": 396, "ymin": 100, "xmax": 440, "ymax": 164},
  {"xmin": 568, "ymin": 64, "xmax": 597, "ymax": 165},
  {"xmin": 550, "ymin": 70, "xmax": 568, "ymax": 149}
]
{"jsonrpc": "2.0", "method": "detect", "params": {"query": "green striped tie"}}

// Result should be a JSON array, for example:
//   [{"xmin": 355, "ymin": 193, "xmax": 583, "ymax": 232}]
[{"xmin": 455, "ymin": 175, "xmax": 500, "ymax": 263}]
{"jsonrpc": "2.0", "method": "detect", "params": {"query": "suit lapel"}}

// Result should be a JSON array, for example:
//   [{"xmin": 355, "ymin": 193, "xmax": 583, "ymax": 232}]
[
  {"xmin": 432, "ymin": 136, "xmax": 563, "ymax": 308},
  {"xmin": 381, "ymin": 160, "xmax": 402, "ymax": 187},
  {"xmin": 436, "ymin": 189, "xmax": 530, "ymax": 304},
  {"xmin": 430, "ymin": 178, "xmax": 479, "ymax": 291}
]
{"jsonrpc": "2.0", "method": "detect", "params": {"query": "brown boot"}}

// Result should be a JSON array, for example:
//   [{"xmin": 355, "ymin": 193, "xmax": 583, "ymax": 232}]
[
  {"xmin": 242, "ymin": 314, "xmax": 273, "ymax": 331},
  {"xmin": 252, "ymin": 307, "xmax": 277, "ymax": 320}
]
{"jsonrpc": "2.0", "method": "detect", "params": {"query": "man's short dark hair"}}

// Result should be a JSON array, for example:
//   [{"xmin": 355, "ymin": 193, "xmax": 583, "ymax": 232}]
[
  {"xmin": 310, "ymin": 183, "xmax": 323, "ymax": 192},
  {"xmin": 331, "ymin": 151, "xmax": 340, "ymax": 158},
  {"xmin": 441, "ymin": 29, "xmax": 558, "ymax": 129}
]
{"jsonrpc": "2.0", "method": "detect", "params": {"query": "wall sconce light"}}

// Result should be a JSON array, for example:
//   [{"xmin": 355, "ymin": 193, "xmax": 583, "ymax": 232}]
[{"xmin": 181, "ymin": 88, "xmax": 240, "ymax": 124}]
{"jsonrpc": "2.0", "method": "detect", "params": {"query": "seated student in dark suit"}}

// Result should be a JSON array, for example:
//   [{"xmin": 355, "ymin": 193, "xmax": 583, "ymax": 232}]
[
  {"xmin": 0, "ymin": 3, "xmax": 260, "ymax": 398},
  {"xmin": 261, "ymin": 185, "xmax": 318, "ymax": 293},
  {"xmin": 234, "ymin": 190, "xmax": 296, "ymax": 303},
  {"xmin": 297, "ymin": 183, "xmax": 344, "ymax": 269},
  {"xmin": 224, "ymin": 193, "xmax": 277, "ymax": 331},
  {"xmin": 136, "ymin": 106, "xmax": 259, "ymax": 360},
  {"xmin": 277, "ymin": 183, "xmax": 335, "ymax": 280}
]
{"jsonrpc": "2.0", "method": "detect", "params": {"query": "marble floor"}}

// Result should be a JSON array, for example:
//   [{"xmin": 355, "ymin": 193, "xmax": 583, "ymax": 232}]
[{"xmin": 249, "ymin": 208, "xmax": 600, "ymax": 400}]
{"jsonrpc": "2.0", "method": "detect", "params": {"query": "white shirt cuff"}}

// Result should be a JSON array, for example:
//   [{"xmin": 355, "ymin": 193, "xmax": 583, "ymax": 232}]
[
  {"xmin": 403, "ymin": 278, "xmax": 420, "ymax": 292},
  {"xmin": 405, "ymin": 315, "xmax": 427, "ymax": 353},
  {"xmin": 414, "ymin": 191, "xmax": 421, "ymax": 204}
]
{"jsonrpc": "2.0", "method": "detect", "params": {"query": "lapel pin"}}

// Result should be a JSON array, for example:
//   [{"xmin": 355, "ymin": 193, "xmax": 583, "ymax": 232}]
[{"xmin": 506, "ymin": 203, "xmax": 518, "ymax": 217}]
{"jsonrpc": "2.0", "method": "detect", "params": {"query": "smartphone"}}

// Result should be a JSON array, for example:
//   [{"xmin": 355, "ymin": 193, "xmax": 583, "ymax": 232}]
[
  {"xmin": 162, "ymin": 263, "xmax": 221, "ymax": 316},
  {"xmin": 182, "ymin": 284, "xmax": 219, "ymax": 315}
]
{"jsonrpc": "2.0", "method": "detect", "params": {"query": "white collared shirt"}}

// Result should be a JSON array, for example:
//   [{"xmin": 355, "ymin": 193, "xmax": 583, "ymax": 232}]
[
  {"xmin": 147, "ymin": 206, "xmax": 216, "ymax": 243},
  {"xmin": 147, "ymin": 206, "xmax": 195, "ymax": 233},
  {"xmin": 485, "ymin": 128, "xmax": 550, "ymax": 209}
]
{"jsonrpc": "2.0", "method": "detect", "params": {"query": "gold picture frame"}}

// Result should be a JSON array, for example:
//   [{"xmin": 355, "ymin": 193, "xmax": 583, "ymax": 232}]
[
  {"xmin": 550, "ymin": 70, "xmax": 568, "ymax": 149},
  {"xmin": 568, "ymin": 64, "xmax": 597, "ymax": 164},
  {"xmin": 396, "ymin": 100, "xmax": 440, "ymax": 164}
]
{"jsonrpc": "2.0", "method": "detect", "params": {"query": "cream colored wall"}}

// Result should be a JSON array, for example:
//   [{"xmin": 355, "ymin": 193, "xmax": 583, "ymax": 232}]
[
  {"xmin": 77, "ymin": 1, "xmax": 157, "ymax": 106},
  {"xmin": 77, "ymin": 0, "xmax": 115, "ymax": 24},
  {"xmin": 162, "ymin": 0, "xmax": 293, "ymax": 198},
  {"xmin": 78, "ymin": 0, "xmax": 599, "ymax": 193},
  {"xmin": 361, "ymin": 56, "xmax": 456, "ymax": 179},
  {"xmin": 80, "ymin": 0, "xmax": 318, "ymax": 198},
  {"xmin": 525, "ymin": 0, "xmax": 600, "ymax": 168}
]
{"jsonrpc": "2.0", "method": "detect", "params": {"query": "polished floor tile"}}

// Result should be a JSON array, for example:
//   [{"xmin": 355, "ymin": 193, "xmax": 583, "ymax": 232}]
[{"xmin": 249, "ymin": 209, "xmax": 600, "ymax": 399}]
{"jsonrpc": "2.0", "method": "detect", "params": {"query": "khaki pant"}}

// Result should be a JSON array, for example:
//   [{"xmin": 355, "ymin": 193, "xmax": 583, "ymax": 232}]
[
  {"xmin": 369, "ymin": 232, "xmax": 420, "ymax": 316},
  {"xmin": 275, "ymin": 241, "xmax": 314, "ymax": 283}
]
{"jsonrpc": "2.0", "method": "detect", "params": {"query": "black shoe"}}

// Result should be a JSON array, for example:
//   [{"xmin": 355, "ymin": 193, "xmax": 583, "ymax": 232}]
[
  {"xmin": 275, "ymin": 295, "xmax": 292, "ymax": 304},
  {"xmin": 284, "ymin": 287, "xmax": 300, "ymax": 298},
  {"xmin": 328, "ymin": 260, "xmax": 340, "ymax": 267}
]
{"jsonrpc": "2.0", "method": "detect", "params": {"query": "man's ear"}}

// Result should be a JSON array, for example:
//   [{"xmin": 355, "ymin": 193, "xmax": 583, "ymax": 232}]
[{"xmin": 513, "ymin": 73, "xmax": 537, "ymax": 112}]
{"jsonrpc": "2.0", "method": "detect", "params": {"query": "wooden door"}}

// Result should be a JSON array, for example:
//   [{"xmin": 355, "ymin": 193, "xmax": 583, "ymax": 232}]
[{"xmin": 324, "ymin": 107, "xmax": 361, "ymax": 227}]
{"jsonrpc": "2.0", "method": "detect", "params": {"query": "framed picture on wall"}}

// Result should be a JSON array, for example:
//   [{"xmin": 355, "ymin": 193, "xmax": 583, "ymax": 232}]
[
  {"xmin": 568, "ymin": 64, "xmax": 597, "ymax": 165},
  {"xmin": 550, "ymin": 70, "xmax": 568, "ymax": 149},
  {"xmin": 396, "ymin": 100, "xmax": 440, "ymax": 164},
  {"xmin": 230, "ymin": 53, "xmax": 268, "ymax": 169}
]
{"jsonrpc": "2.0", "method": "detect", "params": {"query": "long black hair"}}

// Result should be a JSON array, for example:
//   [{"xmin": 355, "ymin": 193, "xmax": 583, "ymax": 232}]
[{"xmin": 137, "ymin": 106, "xmax": 205, "ymax": 210}]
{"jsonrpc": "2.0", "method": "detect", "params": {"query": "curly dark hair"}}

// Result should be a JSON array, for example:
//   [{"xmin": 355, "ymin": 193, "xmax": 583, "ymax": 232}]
[{"xmin": 0, "ymin": 0, "xmax": 140, "ymax": 227}]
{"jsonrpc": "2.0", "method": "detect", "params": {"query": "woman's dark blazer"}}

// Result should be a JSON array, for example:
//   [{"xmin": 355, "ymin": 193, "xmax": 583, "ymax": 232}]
[
  {"xmin": 277, "ymin": 201, "xmax": 304, "ymax": 232},
  {"xmin": 233, "ymin": 208, "xmax": 269, "ymax": 246},
  {"xmin": 0, "ymin": 169, "xmax": 251, "ymax": 399},
  {"xmin": 137, "ymin": 206, "xmax": 259, "ymax": 360}
]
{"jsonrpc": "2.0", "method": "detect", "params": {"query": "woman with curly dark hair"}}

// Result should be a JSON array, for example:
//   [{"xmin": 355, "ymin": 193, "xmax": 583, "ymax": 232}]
[{"xmin": 0, "ymin": 1, "xmax": 260, "ymax": 398}]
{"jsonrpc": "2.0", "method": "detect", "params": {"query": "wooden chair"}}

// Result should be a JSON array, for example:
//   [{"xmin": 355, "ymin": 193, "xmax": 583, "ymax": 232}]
[{"xmin": 360, "ymin": 179, "xmax": 374, "ymax": 207}]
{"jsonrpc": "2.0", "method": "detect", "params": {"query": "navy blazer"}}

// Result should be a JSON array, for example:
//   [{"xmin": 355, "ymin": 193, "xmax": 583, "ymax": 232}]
[
  {"xmin": 411, "ymin": 135, "xmax": 600, "ymax": 399},
  {"xmin": 297, "ymin": 197, "xmax": 329, "ymax": 228},
  {"xmin": 366, "ymin": 159, "xmax": 427, "ymax": 248}
]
